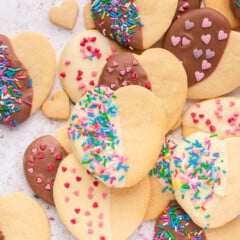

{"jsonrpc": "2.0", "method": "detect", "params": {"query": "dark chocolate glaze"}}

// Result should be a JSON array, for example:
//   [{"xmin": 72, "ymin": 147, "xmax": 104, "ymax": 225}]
[
  {"xmin": 24, "ymin": 135, "xmax": 68, "ymax": 205},
  {"xmin": 163, "ymin": 8, "xmax": 231, "ymax": 87},
  {"xmin": 98, "ymin": 52, "xmax": 151, "ymax": 90},
  {"xmin": 154, "ymin": 200, "xmax": 206, "ymax": 240},
  {"xmin": 0, "ymin": 34, "xmax": 33, "ymax": 127}
]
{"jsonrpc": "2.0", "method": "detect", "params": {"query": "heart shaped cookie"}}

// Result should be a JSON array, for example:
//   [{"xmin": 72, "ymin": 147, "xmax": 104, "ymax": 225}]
[
  {"xmin": 205, "ymin": 0, "xmax": 239, "ymax": 29},
  {"xmin": 171, "ymin": 132, "xmax": 240, "ymax": 228},
  {"xmin": 24, "ymin": 135, "xmax": 68, "ymax": 205},
  {"xmin": 0, "ymin": 32, "xmax": 56, "ymax": 128},
  {"xmin": 98, "ymin": 48, "xmax": 187, "ymax": 131},
  {"xmin": 90, "ymin": 0, "xmax": 178, "ymax": 50},
  {"xmin": 58, "ymin": 30, "xmax": 124, "ymax": 103},
  {"xmin": 68, "ymin": 86, "xmax": 166, "ymax": 188},
  {"xmin": 0, "ymin": 192, "xmax": 50, "ymax": 240},
  {"xmin": 42, "ymin": 91, "xmax": 70, "ymax": 120},
  {"xmin": 163, "ymin": 8, "xmax": 240, "ymax": 99},
  {"xmin": 53, "ymin": 153, "xmax": 150, "ymax": 240},
  {"xmin": 182, "ymin": 97, "xmax": 240, "ymax": 139},
  {"xmin": 145, "ymin": 136, "xmax": 177, "ymax": 220},
  {"xmin": 49, "ymin": 0, "xmax": 79, "ymax": 30}
]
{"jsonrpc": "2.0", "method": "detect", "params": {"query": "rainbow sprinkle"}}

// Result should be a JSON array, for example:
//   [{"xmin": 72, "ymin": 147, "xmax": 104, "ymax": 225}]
[
  {"xmin": 172, "ymin": 135, "xmax": 227, "ymax": 224},
  {"xmin": 150, "ymin": 136, "xmax": 177, "ymax": 193},
  {"xmin": 91, "ymin": 0, "xmax": 144, "ymax": 48},
  {"xmin": 68, "ymin": 87, "xmax": 128, "ymax": 186},
  {"xmin": 0, "ymin": 38, "xmax": 32, "ymax": 127},
  {"xmin": 154, "ymin": 201, "xmax": 205, "ymax": 240}
]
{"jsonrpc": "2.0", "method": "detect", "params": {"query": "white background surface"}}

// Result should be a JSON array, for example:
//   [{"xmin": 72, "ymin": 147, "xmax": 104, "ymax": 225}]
[{"xmin": 0, "ymin": 0, "xmax": 154, "ymax": 239}]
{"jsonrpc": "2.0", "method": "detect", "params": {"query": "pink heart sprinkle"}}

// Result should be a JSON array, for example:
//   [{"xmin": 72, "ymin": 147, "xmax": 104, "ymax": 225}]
[
  {"xmin": 195, "ymin": 71, "xmax": 205, "ymax": 81},
  {"xmin": 112, "ymin": 61, "xmax": 119, "ymax": 67},
  {"xmin": 171, "ymin": 36, "xmax": 181, "ymax": 47},
  {"xmin": 91, "ymin": 71, "xmax": 97, "ymax": 77},
  {"xmin": 36, "ymin": 177, "xmax": 42, "ymax": 184},
  {"xmin": 45, "ymin": 183, "xmax": 51, "ymax": 190},
  {"xmin": 88, "ymin": 187, "xmax": 94, "ymax": 193},
  {"xmin": 110, "ymin": 83, "xmax": 116, "ymax": 89},
  {"xmin": 98, "ymin": 222, "xmax": 104, "ymax": 228},
  {"xmin": 229, "ymin": 101, "xmax": 236, "ymax": 107},
  {"xmin": 184, "ymin": 19, "xmax": 195, "ymax": 31},
  {"xmin": 218, "ymin": 30, "xmax": 228, "ymax": 41},
  {"xmin": 71, "ymin": 168, "xmax": 76, "ymax": 174},
  {"xmin": 85, "ymin": 211, "xmax": 91, "ymax": 216},
  {"xmin": 40, "ymin": 144, "xmax": 47, "ymax": 151},
  {"xmin": 201, "ymin": 60, "xmax": 212, "ymax": 70},
  {"xmin": 202, "ymin": 17, "xmax": 212, "ymax": 28},
  {"xmin": 87, "ymin": 221, "xmax": 93, "ymax": 227},
  {"xmin": 206, "ymin": 49, "xmax": 215, "ymax": 60},
  {"xmin": 121, "ymin": 80, "xmax": 127, "ymax": 86},
  {"xmin": 102, "ymin": 193, "xmax": 108, "ymax": 199},
  {"xmin": 132, "ymin": 59, "xmax": 138, "ymax": 65},
  {"xmin": 49, "ymin": 147, "xmax": 55, "ymax": 153},
  {"xmin": 126, "ymin": 67, "xmax": 131, "ymax": 73},
  {"xmin": 65, "ymin": 197, "xmax": 70, "ymax": 203},
  {"xmin": 88, "ymin": 229, "xmax": 94, "ymax": 235},
  {"xmin": 120, "ymin": 70, "xmax": 126, "ymax": 76},
  {"xmin": 201, "ymin": 34, "xmax": 211, "ymax": 45},
  {"xmin": 32, "ymin": 148, "xmax": 37, "ymax": 153},
  {"xmin": 108, "ymin": 67, "xmax": 113, "ymax": 73},
  {"xmin": 182, "ymin": 37, "xmax": 191, "ymax": 46},
  {"xmin": 28, "ymin": 157, "xmax": 35, "ymax": 164},
  {"xmin": 193, "ymin": 48, "xmax": 203, "ymax": 59},
  {"xmin": 98, "ymin": 213, "xmax": 104, "ymax": 219},
  {"xmin": 88, "ymin": 194, "xmax": 94, "ymax": 200},
  {"xmin": 27, "ymin": 168, "xmax": 33, "ymax": 174},
  {"xmin": 73, "ymin": 191, "xmax": 79, "ymax": 197},
  {"xmin": 38, "ymin": 153, "xmax": 45, "ymax": 159}
]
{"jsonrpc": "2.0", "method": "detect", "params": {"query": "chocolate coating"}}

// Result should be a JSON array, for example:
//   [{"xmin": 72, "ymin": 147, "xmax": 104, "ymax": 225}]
[
  {"xmin": 174, "ymin": 0, "xmax": 202, "ymax": 20},
  {"xmin": 163, "ymin": 8, "xmax": 230, "ymax": 87},
  {"xmin": 0, "ymin": 34, "xmax": 33, "ymax": 127},
  {"xmin": 230, "ymin": 0, "xmax": 240, "ymax": 22},
  {"xmin": 154, "ymin": 200, "xmax": 206, "ymax": 240},
  {"xmin": 0, "ymin": 230, "xmax": 4, "ymax": 240},
  {"xmin": 98, "ymin": 52, "xmax": 151, "ymax": 90},
  {"xmin": 91, "ymin": 0, "xmax": 143, "ymax": 50},
  {"xmin": 24, "ymin": 135, "xmax": 68, "ymax": 205}
]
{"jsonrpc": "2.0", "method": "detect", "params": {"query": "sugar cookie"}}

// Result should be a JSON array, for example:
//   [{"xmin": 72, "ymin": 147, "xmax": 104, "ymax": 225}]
[
  {"xmin": 68, "ymin": 86, "xmax": 166, "ymax": 188},
  {"xmin": 23, "ymin": 135, "xmax": 68, "ymax": 205},
  {"xmin": 54, "ymin": 153, "xmax": 150, "ymax": 240},
  {"xmin": 0, "ymin": 33, "xmax": 56, "ymax": 127},
  {"xmin": 58, "ymin": 30, "xmax": 123, "ymax": 103},
  {"xmin": 99, "ymin": 48, "xmax": 187, "ymax": 131},
  {"xmin": 153, "ymin": 201, "xmax": 206, "ymax": 240},
  {"xmin": 49, "ymin": 0, "xmax": 79, "ymax": 30},
  {"xmin": 171, "ymin": 132, "xmax": 240, "ymax": 228},
  {"xmin": 182, "ymin": 97, "xmax": 240, "ymax": 139},
  {"xmin": 90, "ymin": 0, "xmax": 178, "ymax": 50},
  {"xmin": 145, "ymin": 136, "xmax": 177, "ymax": 220},
  {"xmin": 205, "ymin": 0, "xmax": 239, "ymax": 29},
  {"xmin": 42, "ymin": 91, "xmax": 71, "ymax": 120},
  {"xmin": 0, "ymin": 192, "xmax": 50, "ymax": 240},
  {"xmin": 84, "ymin": 2, "xmax": 95, "ymax": 29},
  {"xmin": 163, "ymin": 8, "xmax": 240, "ymax": 99}
]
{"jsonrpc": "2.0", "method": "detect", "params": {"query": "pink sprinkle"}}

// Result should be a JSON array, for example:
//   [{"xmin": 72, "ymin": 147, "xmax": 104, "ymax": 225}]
[
  {"xmin": 108, "ymin": 67, "xmax": 113, "ymax": 73},
  {"xmin": 87, "ymin": 220, "xmax": 93, "ymax": 227},
  {"xmin": 65, "ymin": 60, "xmax": 71, "ymax": 66},
  {"xmin": 229, "ymin": 101, "xmax": 236, "ymax": 107},
  {"xmin": 88, "ymin": 186, "xmax": 94, "ymax": 193},
  {"xmin": 98, "ymin": 213, "xmax": 104, "ymax": 219},
  {"xmin": 121, "ymin": 80, "xmax": 127, "ymax": 86},
  {"xmin": 88, "ymin": 229, "xmax": 94, "ymax": 235},
  {"xmin": 73, "ymin": 191, "xmax": 79, "ymax": 197},
  {"xmin": 85, "ymin": 211, "xmax": 91, "ymax": 216},
  {"xmin": 98, "ymin": 222, "xmax": 104, "ymax": 228},
  {"xmin": 65, "ymin": 197, "xmax": 70, "ymax": 203},
  {"xmin": 78, "ymin": 82, "xmax": 86, "ymax": 89},
  {"xmin": 91, "ymin": 71, "xmax": 97, "ymax": 77},
  {"xmin": 126, "ymin": 66, "xmax": 131, "ymax": 73},
  {"xmin": 112, "ymin": 60, "xmax": 119, "ymax": 67},
  {"xmin": 215, "ymin": 99, "xmax": 221, "ymax": 104}
]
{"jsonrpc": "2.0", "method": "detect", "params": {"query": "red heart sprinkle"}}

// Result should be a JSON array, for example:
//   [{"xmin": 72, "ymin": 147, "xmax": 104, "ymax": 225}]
[
  {"xmin": 76, "ymin": 176, "xmax": 82, "ymax": 182},
  {"xmin": 40, "ymin": 144, "xmax": 47, "ymax": 151},
  {"xmin": 60, "ymin": 72, "xmax": 66, "ymax": 78},
  {"xmin": 93, "ymin": 181, "xmax": 99, "ymax": 187},
  {"xmin": 55, "ymin": 153, "xmax": 62, "ymax": 161},
  {"xmin": 74, "ymin": 208, "xmax": 81, "ymax": 214},
  {"xmin": 64, "ymin": 182, "xmax": 70, "ymax": 189},
  {"xmin": 47, "ymin": 165, "xmax": 54, "ymax": 172},
  {"xmin": 92, "ymin": 202, "xmax": 99, "ymax": 208},
  {"xmin": 61, "ymin": 166, "xmax": 67, "ymax": 172},
  {"xmin": 28, "ymin": 157, "xmax": 35, "ymax": 164},
  {"xmin": 38, "ymin": 153, "xmax": 45, "ymax": 159},
  {"xmin": 70, "ymin": 219, "xmax": 76, "ymax": 224},
  {"xmin": 100, "ymin": 236, "xmax": 106, "ymax": 240}
]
